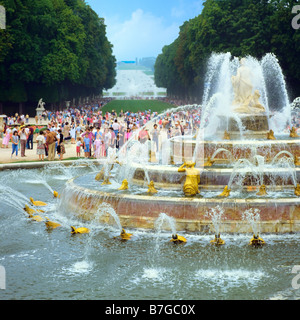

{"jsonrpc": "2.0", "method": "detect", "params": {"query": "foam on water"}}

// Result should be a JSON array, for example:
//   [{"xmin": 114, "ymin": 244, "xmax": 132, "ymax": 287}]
[
  {"xmin": 194, "ymin": 269, "xmax": 266, "ymax": 286},
  {"xmin": 63, "ymin": 260, "xmax": 93, "ymax": 275}
]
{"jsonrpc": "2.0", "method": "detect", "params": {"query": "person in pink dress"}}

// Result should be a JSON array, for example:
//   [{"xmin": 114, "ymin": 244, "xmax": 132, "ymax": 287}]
[
  {"xmin": 1, "ymin": 127, "xmax": 11, "ymax": 148},
  {"xmin": 94, "ymin": 136, "xmax": 102, "ymax": 159}
]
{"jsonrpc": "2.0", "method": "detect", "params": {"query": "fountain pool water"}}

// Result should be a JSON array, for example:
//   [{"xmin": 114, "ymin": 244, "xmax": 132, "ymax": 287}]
[{"xmin": 0, "ymin": 164, "xmax": 300, "ymax": 300}]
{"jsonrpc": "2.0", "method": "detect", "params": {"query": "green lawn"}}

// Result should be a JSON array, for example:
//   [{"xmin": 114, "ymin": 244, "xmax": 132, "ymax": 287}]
[{"xmin": 101, "ymin": 100, "xmax": 174, "ymax": 114}]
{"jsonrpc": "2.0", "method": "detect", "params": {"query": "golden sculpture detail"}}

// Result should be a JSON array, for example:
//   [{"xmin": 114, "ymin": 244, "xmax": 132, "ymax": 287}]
[
  {"xmin": 290, "ymin": 127, "xmax": 299, "ymax": 138},
  {"xmin": 53, "ymin": 191, "xmax": 60, "ymax": 198},
  {"xmin": 294, "ymin": 156, "xmax": 300, "ymax": 166},
  {"xmin": 257, "ymin": 185, "xmax": 267, "ymax": 196},
  {"xmin": 267, "ymin": 130, "xmax": 276, "ymax": 140},
  {"xmin": 95, "ymin": 160, "xmax": 122, "ymax": 181},
  {"xmin": 119, "ymin": 179, "xmax": 129, "ymax": 190},
  {"xmin": 24, "ymin": 204, "xmax": 37, "ymax": 215},
  {"xmin": 149, "ymin": 151, "xmax": 157, "ymax": 163},
  {"xmin": 249, "ymin": 234, "xmax": 265, "ymax": 247},
  {"xmin": 147, "ymin": 181, "xmax": 158, "ymax": 194},
  {"xmin": 95, "ymin": 168, "xmax": 105, "ymax": 181},
  {"xmin": 114, "ymin": 229, "xmax": 133, "ymax": 241},
  {"xmin": 295, "ymin": 184, "xmax": 300, "ymax": 197},
  {"xmin": 27, "ymin": 211, "xmax": 44, "ymax": 222},
  {"xmin": 218, "ymin": 186, "xmax": 231, "ymax": 198},
  {"xmin": 170, "ymin": 234, "xmax": 187, "ymax": 244},
  {"xmin": 223, "ymin": 130, "xmax": 231, "ymax": 140},
  {"xmin": 101, "ymin": 177, "xmax": 111, "ymax": 185},
  {"xmin": 30, "ymin": 197, "xmax": 47, "ymax": 207},
  {"xmin": 178, "ymin": 161, "xmax": 200, "ymax": 197},
  {"xmin": 231, "ymin": 58, "xmax": 266, "ymax": 114},
  {"xmin": 210, "ymin": 234, "xmax": 225, "ymax": 246},
  {"xmin": 45, "ymin": 218, "xmax": 61, "ymax": 229},
  {"xmin": 204, "ymin": 157, "xmax": 215, "ymax": 167},
  {"xmin": 71, "ymin": 226, "xmax": 90, "ymax": 234}
]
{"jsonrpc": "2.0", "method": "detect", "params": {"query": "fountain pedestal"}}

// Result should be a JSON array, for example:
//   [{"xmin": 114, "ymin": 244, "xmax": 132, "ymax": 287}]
[{"xmin": 217, "ymin": 114, "xmax": 270, "ymax": 139}]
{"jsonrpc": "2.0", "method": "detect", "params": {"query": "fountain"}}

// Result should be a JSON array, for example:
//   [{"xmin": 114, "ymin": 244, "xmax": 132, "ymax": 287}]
[
  {"xmin": 206, "ymin": 206, "xmax": 226, "ymax": 245},
  {"xmin": 63, "ymin": 52, "xmax": 300, "ymax": 234},
  {"xmin": 242, "ymin": 208, "xmax": 265, "ymax": 246}
]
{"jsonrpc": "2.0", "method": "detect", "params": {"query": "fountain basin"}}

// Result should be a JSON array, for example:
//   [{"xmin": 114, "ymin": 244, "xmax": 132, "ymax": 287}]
[
  {"xmin": 131, "ymin": 163, "xmax": 300, "ymax": 189},
  {"xmin": 172, "ymin": 137, "xmax": 300, "ymax": 164},
  {"xmin": 64, "ymin": 178, "xmax": 300, "ymax": 234}
]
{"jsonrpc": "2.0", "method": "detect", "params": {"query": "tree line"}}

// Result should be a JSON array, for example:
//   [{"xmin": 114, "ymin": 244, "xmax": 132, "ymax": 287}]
[
  {"xmin": 0, "ymin": 0, "xmax": 116, "ymax": 114},
  {"xmin": 154, "ymin": 0, "xmax": 300, "ymax": 102}
]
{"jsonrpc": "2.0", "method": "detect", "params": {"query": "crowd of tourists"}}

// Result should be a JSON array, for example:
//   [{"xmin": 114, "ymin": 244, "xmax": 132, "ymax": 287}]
[
  {"xmin": 1, "ymin": 99, "xmax": 299, "ymax": 162},
  {"xmin": 0, "ymin": 99, "xmax": 202, "ymax": 161}
]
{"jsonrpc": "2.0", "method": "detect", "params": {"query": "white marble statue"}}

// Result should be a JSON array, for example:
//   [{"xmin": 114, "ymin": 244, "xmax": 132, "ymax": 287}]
[
  {"xmin": 37, "ymin": 98, "xmax": 45, "ymax": 110},
  {"xmin": 231, "ymin": 58, "xmax": 266, "ymax": 114}
]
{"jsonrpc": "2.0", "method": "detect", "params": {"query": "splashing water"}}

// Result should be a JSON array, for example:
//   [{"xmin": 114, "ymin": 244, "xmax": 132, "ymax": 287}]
[
  {"xmin": 94, "ymin": 202, "xmax": 123, "ymax": 233},
  {"xmin": 242, "ymin": 208, "xmax": 261, "ymax": 236},
  {"xmin": 206, "ymin": 206, "xmax": 226, "ymax": 236},
  {"xmin": 154, "ymin": 213, "xmax": 177, "ymax": 236}
]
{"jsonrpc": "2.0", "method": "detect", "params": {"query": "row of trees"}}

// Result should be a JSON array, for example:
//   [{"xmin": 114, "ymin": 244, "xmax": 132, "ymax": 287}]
[
  {"xmin": 155, "ymin": 0, "xmax": 300, "ymax": 101},
  {"xmin": 0, "ymin": 0, "xmax": 116, "ymax": 113}
]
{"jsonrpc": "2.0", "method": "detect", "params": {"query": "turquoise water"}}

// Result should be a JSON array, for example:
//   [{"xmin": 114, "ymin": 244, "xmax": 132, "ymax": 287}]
[{"xmin": 0, "ymin": 163, "xmax": 299, "ymax": 300}]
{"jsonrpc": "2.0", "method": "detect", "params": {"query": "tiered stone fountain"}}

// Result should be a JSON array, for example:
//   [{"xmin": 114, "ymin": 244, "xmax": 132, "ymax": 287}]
[{"xmin": 64, "ymin": 53, "xmax": 300, "ymax": 234}]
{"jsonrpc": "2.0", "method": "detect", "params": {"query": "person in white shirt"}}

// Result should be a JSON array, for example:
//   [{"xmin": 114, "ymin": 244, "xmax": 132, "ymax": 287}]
[{"xmin": 112, "ymin": 119, "xmax": 120, "ymax": 137}]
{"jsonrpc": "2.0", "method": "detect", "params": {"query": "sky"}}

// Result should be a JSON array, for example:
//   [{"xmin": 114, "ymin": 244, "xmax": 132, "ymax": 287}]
[{"xmin": 86, "ymin": 0, "xmax": 204, "ymax": 62}]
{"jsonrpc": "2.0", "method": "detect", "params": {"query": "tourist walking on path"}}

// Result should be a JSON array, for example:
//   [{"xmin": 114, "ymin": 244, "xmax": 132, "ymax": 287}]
[
  {"xmin": 76, "ymin": 137, "xmax": 83, "ymax": 157},
  {"xmin": 46, "ymin": 129, "xmax": 57, "ymax": 161},
  {"xmin": 36, "ymin": 131, "xmax": 46, "ymax": 161},
  {"xmin": 83, "ymin": 133, "xmax": 90, "ymax": 158},
  {"xmin": 57, "ymin": 129, "xmax": 66, "ymax": 161},
  {"xmin": 19, "ymin": 126, "xmax": 28, "ymax": 157},
  {"xmin": 11, "ymin": 131, "xmax": 19, "ymax": 159},
  {"xmin": 151, "ymin": 124, "xmax": 160, "ymax": 152},
  {"xmin": 2, "ymin": 126, "xmax": 11, "ymax": 148},
  {"xmin": 94, "ymin": 135, "xmax": 102, "ymax": 159},
  {"xmin": 26, "ymin": 125, "xmax": 34, "ymax": 150}
]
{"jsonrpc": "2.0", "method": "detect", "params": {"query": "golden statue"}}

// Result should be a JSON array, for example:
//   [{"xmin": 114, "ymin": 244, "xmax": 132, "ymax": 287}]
[
  {"xmin": 149, "ymin": 151, "xmax": 157, "ymax": 163},
  {"xmin": 210, "ymin": 234, "xmax": 225, "ymax": 246},
  {"xmin": 294, "ymin": 156, "xmax": 300, "ymax": 166},
  {"xmin": 295, "ymin": 184, "xmax": 300, "ymax": 197},
  {"xmin": 290, "ymin": 127, "xmax": 299, "ymax": 138},
  {"xmin": 119, "ymin": 179, "xmax": 129, "ymax": 190},
  {"xmin": 45, "ymin": 218, "xmax": 61, "ymax": 229},
  {"xmin": 249, "ymin": 234, "xmax": 265, "ymax": 247},
  {"xmin": 178, "ymin": 161, "xmax": 200, "ymax": 197},
  {"xmin": 223, "ymin": 130, "xmax": 231, "ymax": 140},
  {"xmin": 102, "ymin": 177, "xmax": 111, "ymax": 185},
  {"xmin": 204, "ymin": 157, "xmax": 215, "ymax": 167},
  {"xmin": 170, "ymin": 234, "xmax": 187, "ymax": 244},
  {"xmin": 95, "ymin": 168, "xmax": 105, "ymax": 181},
  {"xmin": 147, "ymin": 181, "xmax": 158, "ymax": 194},
  {"xmin": 257, "ymin": 185, "xmax": 267, "ymax": 196},
  {"xmin": 267, "ymin": 130, "xmax": 276, "ymax": 140},
  {"xmin": 95, "ymin": 160, "xmax": 122, "ymax": 181},
  {"xmin": 218, "ymin": 186, "xmax": 231, "ymax": 198},
  {"xmin": 116, "ymin": 229, "xmax": 133, "ymax": 241}
]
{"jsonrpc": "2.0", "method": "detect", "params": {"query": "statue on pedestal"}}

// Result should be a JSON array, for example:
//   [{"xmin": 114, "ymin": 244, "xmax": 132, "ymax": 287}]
[
  {"xmin": 37, "ymin": 98, "xmax": 45, "ymax": 110},
  {"xmin": 231, "ymin": 59, "xmax": 266, "ymax": 114},
  {"xmin": 178, "ymin": 162, "xmax": 200, "ymax": 197}
]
